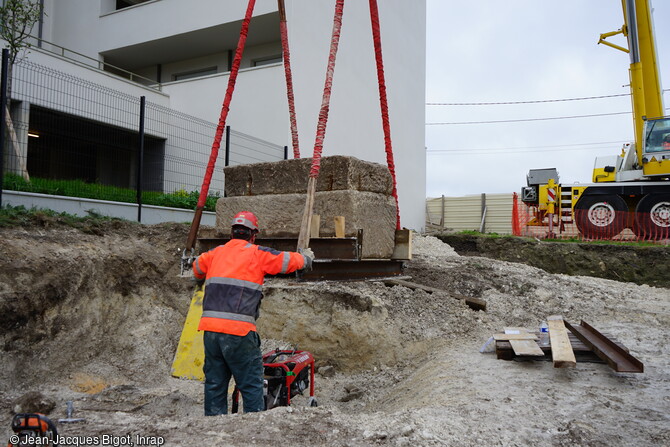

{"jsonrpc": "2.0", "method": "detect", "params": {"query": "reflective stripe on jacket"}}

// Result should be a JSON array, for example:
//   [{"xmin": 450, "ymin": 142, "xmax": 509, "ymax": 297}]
[{"xmin": 194, "ymin": 238, "xmax": 306, "ymax": 336}]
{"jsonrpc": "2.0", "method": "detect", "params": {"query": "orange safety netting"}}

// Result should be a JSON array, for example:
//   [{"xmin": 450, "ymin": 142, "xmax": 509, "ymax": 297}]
[{"xmin": 512, "ymin": 197, "xmax": 670, "ymax": 242}]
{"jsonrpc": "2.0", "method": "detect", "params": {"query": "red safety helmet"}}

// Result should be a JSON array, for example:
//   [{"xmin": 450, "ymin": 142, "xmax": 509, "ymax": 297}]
[{"xmin": 232, "ymin": 211, "xmax": 259, "ymax": 231}]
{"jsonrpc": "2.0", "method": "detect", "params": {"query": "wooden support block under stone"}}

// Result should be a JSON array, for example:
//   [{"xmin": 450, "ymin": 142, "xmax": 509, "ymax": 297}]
[
  {"xmin": 391, "ymin": 229, "xmax": 412, "ymax": 260},
  {"xmin": 334, "ymin": 216, "xmax": 345, "ymax": 238},
  {"xmin": 310, "ymin": 215, "xmax": 321, "ymax": 238},
  {"xmin": 383, "ymin": 279, "xmax": 486, "ymax": 311},
  {"xmin": 503, "ymin": 327, "xmax": 544, "ymax": 356},
  {"xmin": 547, "ymin": 315, "xmax": 577, "ymax": 368}
]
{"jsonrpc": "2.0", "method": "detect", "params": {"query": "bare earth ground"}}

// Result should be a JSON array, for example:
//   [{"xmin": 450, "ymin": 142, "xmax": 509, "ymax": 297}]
[{"xmin": 0, "ymin": 218, "xmax": 668, "ymax": 447}]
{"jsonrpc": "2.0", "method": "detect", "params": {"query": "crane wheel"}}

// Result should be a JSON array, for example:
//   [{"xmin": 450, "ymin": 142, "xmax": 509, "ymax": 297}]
[
  {"xmin": 574, "ymin": 195, "xmax": 627, "ymax": 239},
  {"xmin": 634, "ymin": 194, "xmax": 670, "ymax": 240}
]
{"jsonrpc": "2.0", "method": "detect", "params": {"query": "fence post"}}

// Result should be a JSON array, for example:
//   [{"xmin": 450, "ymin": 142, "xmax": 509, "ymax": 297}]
[
  {"xmin": 224, "ymin": 125, "xmax": 231, "ymax": 167},
  {"xmin": 480, "ymin": 193, "xmax": 487, "ymax": 233},
  {"xmin": 440, "ymin": 195, "xmax": 445, "ymax": 230},
  {"xmin": 0, "ymin": 49, "xmax": 8, "ymax": 209},
  {"xmin": 136, "ymin": 96, "xmax": 146, "ymax": 222}
]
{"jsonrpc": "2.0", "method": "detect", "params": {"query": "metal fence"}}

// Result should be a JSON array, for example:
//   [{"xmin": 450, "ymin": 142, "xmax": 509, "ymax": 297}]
[
  {"xmin": 0, "ymin": 56, "xmax": 286, "ymax": 211},
  {"xmin": 426, "ymin": 193, "xmax": 514, "ymax": 234}
]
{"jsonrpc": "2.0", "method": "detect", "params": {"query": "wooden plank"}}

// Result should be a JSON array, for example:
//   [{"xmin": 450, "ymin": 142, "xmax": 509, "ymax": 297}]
[
  {"xmin": 334, "ymin": 216, "xmax": 345, "ymax": 238},
  {"xmin": 310, "ymin": 215, "xmax": 321, "ymax": 238},
  {"xmin": 547, "ymin": 315, "xmax": 577, "ymax": 368},
  {"xmin": 383, "ymin": 278, "xmax": 487, "ymax": 311},
  {"xmin": 504, "ymin": 327, "xmax": 544, "ymax": 357},
  {"xmin": 493, "ymin": 333, "xmax": 538, "ymax": 341},
  {"xmin": 391, "ymin": 229, "xmax": 412, "ymax": 260},
  {"xmin": 297, "ymin": 177, "xmax": 318, "ymax": 250},
  {"xmin": 509, "ymin": 339, "xmax": 544, "ymax": 356}
]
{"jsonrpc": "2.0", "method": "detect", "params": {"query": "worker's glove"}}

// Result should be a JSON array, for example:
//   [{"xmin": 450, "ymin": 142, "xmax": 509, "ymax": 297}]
[
  {"xmin": 299, "ymin": 247, "xmax": 315, "ymax": 271},
  {"xmin": 191, "ymin": 276, "xmax": 206, "ymax": 288}
]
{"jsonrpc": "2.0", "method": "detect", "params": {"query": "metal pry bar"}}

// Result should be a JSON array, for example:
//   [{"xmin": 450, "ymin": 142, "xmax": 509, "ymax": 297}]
[
  {"xmin": 58, "ymin": 401, "xmax": 86, "ymax": 424},
  {"xmin": 180, "ymin": 247, "xmax": 196, "ymax": 277}
]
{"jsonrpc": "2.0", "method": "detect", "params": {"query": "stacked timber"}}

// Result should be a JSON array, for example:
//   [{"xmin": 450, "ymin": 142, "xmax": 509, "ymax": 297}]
[{"xmin": 217, "ymin": 156, "xmax": 397, "ymax": 259}]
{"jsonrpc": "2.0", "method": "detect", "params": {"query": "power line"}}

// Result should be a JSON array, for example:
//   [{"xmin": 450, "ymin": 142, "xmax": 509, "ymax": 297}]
[
  {"xmin": 427, "ymin": 140, "xmax": 629, "ymax": 153},
  {"xmin": 427, "ymin": 93, "xmax": 629, "ymax": 106},
  {"xmin": 426, "ymin": 111, "xmax": 630, "ymax": 125},
  {"xmin": 428, "ymin": 145, "xmax": 626, "ymax": 156},
  {"xmin": 426, "ymin": 88, "xmax": 670, "ymax": 106}
]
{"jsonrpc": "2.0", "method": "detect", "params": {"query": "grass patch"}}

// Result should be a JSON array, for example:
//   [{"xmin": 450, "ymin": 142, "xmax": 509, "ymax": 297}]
[
  {"xmin": 0, "ymin": 205, "xmax": 125, "ymax": 230},
  {"xmin": 456, "ymin": 230, "xmax": 508, "ymax": 239},
  {"xmin": 2, "ymin": 173, "xmax": 219, "ymax": 211}
]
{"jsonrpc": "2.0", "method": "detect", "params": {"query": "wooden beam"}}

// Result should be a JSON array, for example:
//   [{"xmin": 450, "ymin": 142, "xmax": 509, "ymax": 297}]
[
  {"xmin": 493, "ymin": 333, "xmax": 539, "ymax": 341},
  {"xmin": 383, "ymin": 278, "xmax": 486, "ymax": 311},
  {"xmin": 297, "ymin": 177, "xmax": 317, "ymax": 250},
  {"xmin": 547, "ymin": 315, "xmax": 577, "ymax": 368},
  {"xmin": 334, "ymin": 216, "xmax": 345, "ymax": 238},
  {"xmin": 391, "ymin": 229, "xmax": 412, "ymax": 260},
  {"xmin": 310, "ymin": 214, "xmax": 321, "ymax": 238}
]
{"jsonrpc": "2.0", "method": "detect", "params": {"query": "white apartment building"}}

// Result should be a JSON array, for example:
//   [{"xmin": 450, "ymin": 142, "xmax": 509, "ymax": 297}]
[{"xmin": 6, "ymin": 0, "xmax": 426, "ymax": 230}]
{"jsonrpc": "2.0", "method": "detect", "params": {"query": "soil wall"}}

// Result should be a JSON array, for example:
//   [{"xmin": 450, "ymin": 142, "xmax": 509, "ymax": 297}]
[{"xmin": 437, "ymin": 233, "xmax": 670, "ymax": 289}]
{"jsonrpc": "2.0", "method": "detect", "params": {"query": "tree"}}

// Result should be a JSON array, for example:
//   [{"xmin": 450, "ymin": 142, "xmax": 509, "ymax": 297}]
[
  {"xmin": 0, "ymin": 0, "xmax": 41, "ymax": 180},
  {"xmin": 0, "ymin": 0, "xmax": 42, "ymax": 68}
]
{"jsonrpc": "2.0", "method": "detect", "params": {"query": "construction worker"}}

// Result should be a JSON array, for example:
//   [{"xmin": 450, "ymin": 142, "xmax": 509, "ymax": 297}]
[
  {"xmin": 192, "ymin": 211, "xmax": 313, "ymax": 415},
  {"xmin": 663, "ymin": 134, "xmax": 670, "ymax": 151}
]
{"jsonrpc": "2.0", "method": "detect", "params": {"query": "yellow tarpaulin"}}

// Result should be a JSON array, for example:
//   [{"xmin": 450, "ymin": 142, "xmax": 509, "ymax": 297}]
[{"xmin": 171, "ymin": 285, "xmax": 205, "ymax": 381}]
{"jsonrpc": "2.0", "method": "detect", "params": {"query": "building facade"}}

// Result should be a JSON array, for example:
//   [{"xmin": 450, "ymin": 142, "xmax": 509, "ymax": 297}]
[{"xmin": 7, "ymin": 0, "xmax": 426, "ymax": 230}]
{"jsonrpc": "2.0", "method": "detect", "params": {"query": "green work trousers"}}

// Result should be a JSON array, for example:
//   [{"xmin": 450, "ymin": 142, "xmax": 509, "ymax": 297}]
[{"xmin": 203, "ymin": 330, "xmax": 264, "ymax": 415}]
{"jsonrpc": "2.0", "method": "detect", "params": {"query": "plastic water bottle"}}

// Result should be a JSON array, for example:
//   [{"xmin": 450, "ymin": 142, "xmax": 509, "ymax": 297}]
[{"xmin": 539, "ymin": 321, "xmax": 549, "ymax": 347}]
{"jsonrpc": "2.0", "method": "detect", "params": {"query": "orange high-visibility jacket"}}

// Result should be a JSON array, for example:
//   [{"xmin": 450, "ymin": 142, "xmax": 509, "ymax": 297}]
[{"xmin": 193, "ymin": 239, "xmax": 306, "ymax": 336}]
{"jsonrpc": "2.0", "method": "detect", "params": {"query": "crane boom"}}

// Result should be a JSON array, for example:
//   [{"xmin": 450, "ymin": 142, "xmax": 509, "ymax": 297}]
[{"xmin": 621, "ymin": 0, "xmax": 664, "ymax": 161}]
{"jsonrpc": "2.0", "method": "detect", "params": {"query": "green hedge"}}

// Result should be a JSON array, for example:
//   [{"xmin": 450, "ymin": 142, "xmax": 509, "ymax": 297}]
[{"xmin": 2, "ymin": 173, "xmax": 219, "ymax": 211}]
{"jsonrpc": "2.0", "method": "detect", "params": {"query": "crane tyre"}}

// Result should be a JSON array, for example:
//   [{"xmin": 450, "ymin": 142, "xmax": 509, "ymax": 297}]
[
  {"xmin": 634, "ymin": 194, "xmax": 670, "ymax": 240},
  {"xmin": 574, "ymin": 195, "xmax": 627, "ymax": 239}
]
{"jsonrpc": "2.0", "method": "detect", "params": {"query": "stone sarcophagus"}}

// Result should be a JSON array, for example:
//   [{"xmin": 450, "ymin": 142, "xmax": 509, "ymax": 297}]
[{"xmin": 216, "ymin": 156, "xmax": 397, "ymax": 259}]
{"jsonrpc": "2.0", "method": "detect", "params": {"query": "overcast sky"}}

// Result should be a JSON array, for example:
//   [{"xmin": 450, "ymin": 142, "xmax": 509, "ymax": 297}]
[{"xmin": 425, "ymin": 0, "xmax": 670, "ymax": 198}]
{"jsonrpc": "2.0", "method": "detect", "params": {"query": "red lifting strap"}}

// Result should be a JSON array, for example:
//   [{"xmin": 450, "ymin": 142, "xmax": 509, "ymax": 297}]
[
  {"xmin": 185, "ymin": 0, "xmax": 256, "ymax": 252},
  {"xmin": 369, "ymin": 0, "xmax": 400, "ymax": 229},
  {"xmin": 197, "ymin": 0, "xmax": 256, "ymax": 209},
  {"xmin": 309, "ymin": 0, "xmax": 345, "ymax": 178},
  {"xmin": 278, "ymin": 0, "xmax": 300, "ymax": 159}
]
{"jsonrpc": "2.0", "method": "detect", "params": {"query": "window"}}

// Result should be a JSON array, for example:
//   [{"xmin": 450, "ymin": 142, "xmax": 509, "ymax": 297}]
[
  {"xmin": 116, "ymin": 0, "xmax": 152, "ymax": 11},
  {"xmin": 252, "ymin": 55, "xmax": 282, "ymax": 67},
  {"xmin": 173, "ymin": 67, "xmax": 218, "ymax": 81}
]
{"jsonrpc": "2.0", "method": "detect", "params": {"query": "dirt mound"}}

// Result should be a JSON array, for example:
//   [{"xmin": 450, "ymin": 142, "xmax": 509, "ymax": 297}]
[
  {"xmin": 0, "ymin": 219, "xmax": 192, "ymax": 389},
  {"xmin": 0, "ymin": 222, "xmax": 668, "ymax": 446}
]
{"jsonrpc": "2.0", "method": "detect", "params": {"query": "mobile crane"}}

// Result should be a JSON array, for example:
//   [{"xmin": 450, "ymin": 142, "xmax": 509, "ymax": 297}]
[{"xmin": 521, "ymin": 0, "xmax": 669, "ymax": 239}]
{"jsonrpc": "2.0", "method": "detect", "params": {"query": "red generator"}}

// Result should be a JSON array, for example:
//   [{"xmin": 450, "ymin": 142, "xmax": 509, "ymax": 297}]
[
  {"xmin": 232, "ymin": 349, "xmax": 317, "ymax": 412},
  {"xmin": 7, "ymin": 413, "xmax": 58, "ymax": 447}
]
